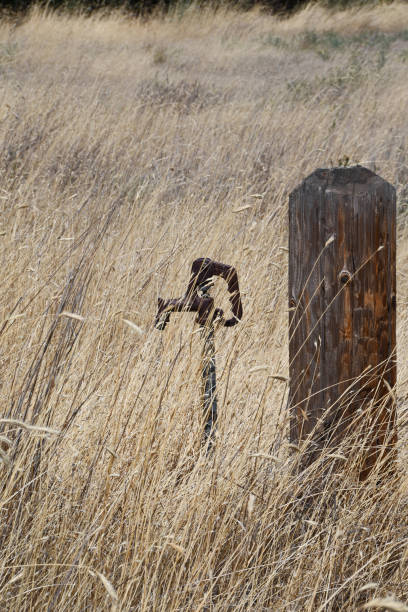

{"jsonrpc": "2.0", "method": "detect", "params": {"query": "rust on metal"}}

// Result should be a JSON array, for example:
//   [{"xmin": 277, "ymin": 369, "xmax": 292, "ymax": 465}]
[{"xmin": 155, "ymin": 257, "xmax": 243, "ymax": 330}]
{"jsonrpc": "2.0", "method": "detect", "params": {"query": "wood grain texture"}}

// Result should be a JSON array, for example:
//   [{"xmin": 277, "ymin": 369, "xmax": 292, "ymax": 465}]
[{"xmin": 288, "ymin": 166, "xmax": 396, "ymax": 479}]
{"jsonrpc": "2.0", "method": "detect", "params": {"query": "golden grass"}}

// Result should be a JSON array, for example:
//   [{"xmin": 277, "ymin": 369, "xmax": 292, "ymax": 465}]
[{"xmin": 1, "ymin": 3, "xmax": 408, "ymax": 609}]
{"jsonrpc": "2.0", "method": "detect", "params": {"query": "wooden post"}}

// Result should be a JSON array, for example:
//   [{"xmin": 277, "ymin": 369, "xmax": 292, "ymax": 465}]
[{"xmin": 289, "ymin": 166, "xmax": 397, "ymax": 479}]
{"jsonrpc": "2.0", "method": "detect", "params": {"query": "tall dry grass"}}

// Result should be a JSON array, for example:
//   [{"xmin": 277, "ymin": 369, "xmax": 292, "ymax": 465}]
[{"xmin": 1, "ymin": 3, "xmax": 408, "ymax": 610}]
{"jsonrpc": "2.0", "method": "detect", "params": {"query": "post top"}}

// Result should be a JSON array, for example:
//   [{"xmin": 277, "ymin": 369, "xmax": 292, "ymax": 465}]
[{"xmin": 299, "ymin": 165, "xmax": 391, "ymax": 190}]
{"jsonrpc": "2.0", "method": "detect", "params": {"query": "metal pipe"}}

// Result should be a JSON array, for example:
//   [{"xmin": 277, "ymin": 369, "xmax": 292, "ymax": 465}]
[{"xmin": 199, "ymin": 283, "xmax": 217, "ymax": 447}]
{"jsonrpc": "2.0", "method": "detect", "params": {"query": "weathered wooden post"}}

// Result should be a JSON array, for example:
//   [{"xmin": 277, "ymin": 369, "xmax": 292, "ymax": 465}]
[{"xmin": 289, "ymin": 166, "xmax": 397, "ymax": 479}]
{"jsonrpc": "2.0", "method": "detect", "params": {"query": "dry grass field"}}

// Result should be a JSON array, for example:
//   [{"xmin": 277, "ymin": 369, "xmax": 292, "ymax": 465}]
[{"xmin": 1, "ymin": 3, "xmax": 408, "ymax": 610}]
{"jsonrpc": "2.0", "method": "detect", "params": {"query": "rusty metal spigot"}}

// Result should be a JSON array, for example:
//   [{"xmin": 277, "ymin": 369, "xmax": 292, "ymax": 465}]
[
  {"xmin": 154, "ymin": 257, "xmax": 243, "ymax": 449},
  {"xmin": 154, "ymin": 257, "xmax": 243, "ymax": 331}
]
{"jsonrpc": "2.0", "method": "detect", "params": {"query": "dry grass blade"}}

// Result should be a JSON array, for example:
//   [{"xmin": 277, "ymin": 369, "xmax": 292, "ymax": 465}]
[
  {"xmin": 94, "ymin": 571, "xmax": 119, "ymax": 604},
  {"xmin": 167, "ymin": 542, "xmax": 186, "ymax": 555},
  {"xmin": 327, "ymin": 453, "xmax": 347, "ymax": 461},
  {"xmin": 4, "ymin": 571, "xmax": 24, "ymax": 587},
  {"xmin": 233, "ymin": 205, "xmax": 253, "ymax": 213},
  {"xmin": 358, "ymin": 583, "xmax": 379, "ymax": 593},
  {"xmin": 0, "ymin": 419, "xmax": 60, "ymax": 435},
  {"xmin": 287, "ymin": 443, "xmax": 300, "ymax": 452},
  {"xmin": 122, "ymin": 319, "xmax": 144, "ymax": 335},
  {"xmin": 248, "ymin": 365, "xmax": 269, "ymax": 373},
  {"xmin": 247, "ymin": 493, "xmax": 255, "ymax": 517},
  {"xmin": 363, "ymin": 597, "xmax": 408, "ymax": 611},
  {"xmin": 59, "ymin": 311, "xmax": 85, "ymax": 321},
  {"xmin": 384, "ymin": 379, "xmax": 397, "ymax": 403},
  {"xmin": 249, "ymin": 452, "xmax": 280, "ymax": 462}
]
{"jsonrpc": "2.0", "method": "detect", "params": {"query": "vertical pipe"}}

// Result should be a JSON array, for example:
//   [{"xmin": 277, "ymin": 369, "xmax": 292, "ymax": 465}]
[{"xmin": 200, "ymin": 284, "xmax": 217, "ymax": 447}]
